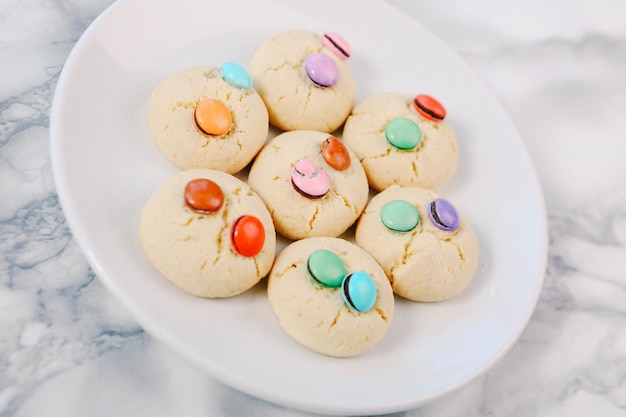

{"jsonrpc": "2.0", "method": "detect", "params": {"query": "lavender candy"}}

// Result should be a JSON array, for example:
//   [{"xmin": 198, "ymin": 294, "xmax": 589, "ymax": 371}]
[
  {"xmin": 428, "ymin": 198, "xmax": 460, "ymax": 232},
  {"xmin": 304, "ymin": 53, "xmax": 339, "ymax": 87}
]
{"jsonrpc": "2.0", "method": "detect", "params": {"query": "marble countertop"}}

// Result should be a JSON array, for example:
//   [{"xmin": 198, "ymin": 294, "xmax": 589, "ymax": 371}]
[{"xmin": 1, "ymin": 0, "xmax": 625, "ymax": 416}]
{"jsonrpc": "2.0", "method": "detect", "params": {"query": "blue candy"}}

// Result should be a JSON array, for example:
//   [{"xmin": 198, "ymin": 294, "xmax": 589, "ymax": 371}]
[
  {"xmin": 342, "ymin": 271, "xmax": 377, "ymax": 313},
  {"xmin": 220, "ymin": 62, "xmax": 252, "ymax": 90}
]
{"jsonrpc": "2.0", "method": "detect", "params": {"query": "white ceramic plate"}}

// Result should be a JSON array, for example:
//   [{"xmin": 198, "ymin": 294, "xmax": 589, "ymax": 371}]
[{"xmin": 50, "ymin": 0, "xmax": 547, "ymax": 415}]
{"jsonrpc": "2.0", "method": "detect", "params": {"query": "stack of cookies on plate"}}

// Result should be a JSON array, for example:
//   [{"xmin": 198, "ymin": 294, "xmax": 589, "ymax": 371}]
[{"xmin": 139, "ymin": 30, "xmax": 478, "ymax": 358}]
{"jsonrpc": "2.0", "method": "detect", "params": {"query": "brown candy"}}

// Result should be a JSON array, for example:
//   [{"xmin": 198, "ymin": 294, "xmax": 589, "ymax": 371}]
[
  {"xmin": 184, "ymin": 178, "xmax": 224, "ymax": 213},
  {"xmin": 321, "ymin": 136, "xmax": 350, "ymax": 171}
]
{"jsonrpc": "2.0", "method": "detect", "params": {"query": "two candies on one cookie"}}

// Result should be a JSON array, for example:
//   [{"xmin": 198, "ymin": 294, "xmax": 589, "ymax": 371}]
[
  {"xmin": 267, "ymin": 237, "xmax": 394, "ymax": 357},
  {"xmin": 249, "ymin": 30, "xmax": 357, "ymax": 133},
  {"xmin": 343, "ymin": 92, "xmax": 459, "ymax": 192},
  {"xmin": 147, "ymin": 63, "xmax": 268, "ymax": 175},
  {"xmin": 248, "ymin": 130, "xmax": 369, "ymax": 240},
  {"xmin": 355, "ymin": 185, "xmax": 479, "ymax": 303},
  {"xmin": 139, "ymin": 169, "xmax": 276, "ymax": 298}
]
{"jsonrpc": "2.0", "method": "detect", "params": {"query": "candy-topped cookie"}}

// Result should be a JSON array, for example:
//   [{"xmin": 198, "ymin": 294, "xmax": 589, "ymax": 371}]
[
  {"xmin": 147, "ymin": 64, "xmax": 268, "ymax": 174},
  {"xmin": 355, "ymin": 185, "xmax": 478, "ymax": 302},
  {"xmin": 267, "ymin": 237, "xmax": 394, "ymax": 357},
  {"xmin": 139, "ymin": 169, "xmax": 276, "ymax": 298},
  {"xmin": 342, "ymin": 92, "xmax": 459, "ymax": 191},
  {"xmin": 248, "ymin": 30, "xmax": 357, "ymax": 132},
  {"xmin": 247, "ymin": 130, "xmax": 368, "ymax": 240}
]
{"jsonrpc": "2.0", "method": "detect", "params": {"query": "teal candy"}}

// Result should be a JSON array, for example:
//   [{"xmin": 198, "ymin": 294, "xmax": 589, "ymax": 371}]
[
  {"xmin": 220, "ymin": 62, "xmax": 252, "ymax": 90},
  {"xmin": 342, "ymin": 271, "xmax": 377, "ymax": 313},
  {"xmin": 307, "ymin": 249, "xmax": 346, "ymax": 287},
  {"xmin": 380, "ymin": 200, "xmax": 420, "ymax": 233},
  {"xmin": 384, "ymin": 117, "xmax": 422, "ymax": 150}
]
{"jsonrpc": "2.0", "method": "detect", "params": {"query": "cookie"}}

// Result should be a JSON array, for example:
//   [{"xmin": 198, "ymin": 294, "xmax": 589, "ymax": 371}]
[
  {"xmin": 267, "ymin": 237, "xmax": 394, "ymax": 357},
  {"xmin": 248, "ymin": 30, "xmax": 357, "ymax": 132},
  {"xmin": 139, "ymin": 169, "xmax": 276, "ymax": 298},
  {"xmin": 247, "ymin": 130, "xmax": 369, "ymax": 240},
  {"xmin": 342, "ymin": 92, "xmax": 459, "ymax": 191},
  {"xmin": 147, "ymin": 64, "xmax": 268, "ymax": 174},
  {"xmin": 355, "ymin": 186, "xmax": 479, "ymax": 302}
]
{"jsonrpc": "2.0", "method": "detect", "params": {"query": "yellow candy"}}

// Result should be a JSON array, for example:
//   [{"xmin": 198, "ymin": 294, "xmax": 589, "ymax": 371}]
[{"xmin": 194, "ymin": 99, "xmax": 232, "ymax": 136}]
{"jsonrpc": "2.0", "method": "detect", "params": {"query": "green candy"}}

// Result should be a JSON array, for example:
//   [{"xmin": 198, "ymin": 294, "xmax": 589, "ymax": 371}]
[
  {"xmin": 384, "ymin": 117, "xmax": 422, "ymax": 150},
  {"xmin": 307, "ymin": 249, "xmax": 346, "ymax": 287},
  {"xmin": 380, "ymin": 200, "xmax": 420, "ymax": 233}
]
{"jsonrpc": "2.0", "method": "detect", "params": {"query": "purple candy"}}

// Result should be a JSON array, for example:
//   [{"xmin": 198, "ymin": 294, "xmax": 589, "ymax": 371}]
[
  {"xmin": 428, "ymin": 198, "xmax": 460, "ymax": 232},
  {"xmin": 304, "ymin": 53, "xmax": 339, "ymax": 87}
]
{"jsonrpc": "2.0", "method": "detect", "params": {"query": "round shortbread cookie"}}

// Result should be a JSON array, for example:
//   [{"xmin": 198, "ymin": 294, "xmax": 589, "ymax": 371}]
[
  {"xmin": 355, "ymin": 186, "xmax": 479, "ymax": 302},
  {"xmin": 342, "ymin": 92, "xmax": 459, "ymax": 191},
  {"xmin": 248, "ymin": 30, "xmax": 357, "ymax": 132},
  {"xmin": 147, "ymin": 65, "xmax": 268, "ymax": 174},
  {"xmin": 267, "ymin": 237, "xmax": 394, "ymax": 357},
  {"xmin": 248, "ymin": 130, "xmax": 369, "ymax": 240},
  {"xmin": 139, "ymin": 169, "xmax": 276, "ymax": 298}
]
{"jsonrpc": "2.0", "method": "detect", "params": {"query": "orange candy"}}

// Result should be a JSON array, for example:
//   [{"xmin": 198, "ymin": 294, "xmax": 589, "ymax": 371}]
[
  {"xmin": 413, "ymin": 94, "xmax": 446, "ymax": 122},
  {"xmin": 184, "ymin": 178, "xmax": 224, "ymax": 213},
  {"xmin": 321, "ymin": 136, "xmax": 350, "ymax": 171},
  {"xmin": 194, "ymin": 99, "xmax": 232, "ymax": 136},
  {"xmin": 231, "ymin": 215, "xmax": 265, "ymax": 257}
]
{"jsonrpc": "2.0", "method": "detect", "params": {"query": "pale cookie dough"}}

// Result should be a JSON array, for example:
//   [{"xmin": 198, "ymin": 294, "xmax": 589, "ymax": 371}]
[
  {"xmin": 342, "ymin": 92, "xmax": 459, "ymax": 191},
  {"xmin": 139, "ymin": 169, "xmax": 276, "ymax": 298},
  {"xmin": 355, "ymin": 186, "xmax": 479, "ymax": 302},
  {"xmin": 267, "ymin": 237, "xmax": 394, "ymax": 357},
  {"xmin": 248, "ymin": 30, "xmax": 357, "ymax": 132},
  {"xmin": 248, "ymin": 130, "xmax": 369, "ymax": 240},
  {"xmin": 147, "ymin": 65, "xmax": 268, "ymax": 174}
]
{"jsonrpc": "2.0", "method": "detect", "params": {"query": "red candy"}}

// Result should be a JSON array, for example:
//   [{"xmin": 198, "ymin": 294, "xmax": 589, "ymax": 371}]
[
  {"xmin": 413, "ymin": 94, "xmax": 446, "ymax": 122},
  {"xmin": 231, "ymin": 215, "xmax": 265, "ymax": 257},
  {"xmin": 321, "ymin": 136, "xmax": 350, "ymax": 171},
  {"xmin": 184, "ymin": 178, "xmax": 224, "ymax": 213}
]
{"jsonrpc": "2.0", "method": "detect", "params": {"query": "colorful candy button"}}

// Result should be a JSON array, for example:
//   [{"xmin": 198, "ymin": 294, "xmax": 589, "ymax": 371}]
[
  {"xmin": 231, "ymin": 215, "xmax": 265, "ymax": 257},
  {"xmin": 291, "ymin": 158, "xmax": 330, "ymax": 199},
  {"xmin": 342, "ymin": 271, "xmax": 377, "ymax": 313},
  {"xmin": 413, "ymin": 94, "xmax": 446, "ymax": 122},
  {"xmin": 428, "ymin": 198, "xmax": 459, "ymax": 232},
  {"xmin": 194, "ymin": 98, "xmax": 232, "ymax": 136},
  {"xmin": 304, "ymin": 53, "xmax": 339, "ymax": 87},
  {"xmin": 385, "ymin": 117, "xmax": 422, "ymax": 150},
  {"xmin": 380, "ymin": 200, "xmax": 420, "ymax": 233},
  {"xmin": 321, "ymin": 32, "xmax": 351, "ymax": 60},
  {"xmin": 307, "ymin": 249, "xmax": 346, "ymax": 288},
  {"xmin": 321, "ymin": 136, "xmax": 350, "ymax": 171},
  {"xmin": 184, "ymin": 178, "xmax": 224, "ymax": 213},
  {"xmin": 220, "ymin": 62, "xmax": 252, "ymax": 90}
]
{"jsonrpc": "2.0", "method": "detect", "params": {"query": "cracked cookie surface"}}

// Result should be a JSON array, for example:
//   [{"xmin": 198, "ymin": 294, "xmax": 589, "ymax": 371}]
[
  {"xmin": 355, "ymin": 186, "xmax": 479, "ymax": 302},
  {"xmin": 139, "ymin": 169, "xmax": 276, "ymax": 298},
  {"xmin": 248, "ymin": 130, "xmax": 368, "ymax": 240},
  {"xmin": 267, "ymin": 237, "xmax": 394, "ymax": 357},
  {"xmin": 147, "ymin": 66, "xmax": 268, "ymax": 173},
  {"xmin": 343, "ymin": 93, "xmax": 459, "ymax": 191}
]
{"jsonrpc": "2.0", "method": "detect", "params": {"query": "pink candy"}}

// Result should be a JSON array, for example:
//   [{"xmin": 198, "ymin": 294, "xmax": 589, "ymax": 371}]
[
  {"xmin": 291, "ymin": 159, "xmax": 330, "ymax": 199},
  {"xmin": 321, "ymin": 32, "xmax": 351, "ymax": 60}
]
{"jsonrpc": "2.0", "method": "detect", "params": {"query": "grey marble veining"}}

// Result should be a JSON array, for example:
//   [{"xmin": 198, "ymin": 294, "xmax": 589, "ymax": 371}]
[{"xmin": 1, "ymin": 0, "xmax": 626, "ymax": 416}]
